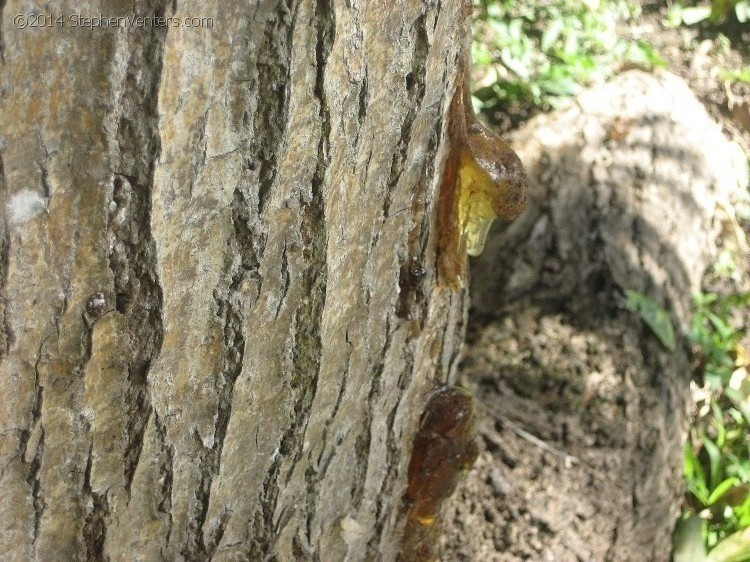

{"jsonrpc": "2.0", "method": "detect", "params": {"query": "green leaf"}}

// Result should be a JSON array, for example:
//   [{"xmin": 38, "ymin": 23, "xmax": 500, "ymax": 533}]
[
  {"xmin": 627, "ymin": 40, "xmax": 666, "ymax": 68},
  {"xmin": 681, "ymin": 6, "xmax": 712, "ymax": 25},
  {"xmin": 624, "ymin": 290, "xmax": 676, "ymax": 351},
  {"xmin": 673, "ymin": 514, "xmax": 708, "ymax": 562},
  {"xmin": 706, "ymin": 311, "xmax": 735, "ymax": 341},
  {"xmin": 723, "ymin": 66, "xmax": 750, "ymax": 85},
  {"xmin": 685, "ymin": 442, "xmax": 710, "ymax": 505},
  {"xmin": 705, "ymin": 527, "xmax": 750, "ymax": 562},
  {"xmin": 703, "ymin": 437, "xmax": 723, "ymax": 492},
  {"xmin": 665, "ymin": 5, "xmax": 685, "ymax": 27},
  {"xmin": 736, "ymin": 496, "xmax": 750, "ymax": 527},
  {"xmin": 710, "ymin": 0, "xmax": 735, "ymax": 22},
  {"xmin": 707, "ymin": 477, "xmax": 740, "ymax": 506},
  {"xmin": 737, "ymin": 2, "xmax": 750, "ymax": 23},
  {"xmin": 694, "ymin": 292, "xmax": 719, "ymax": 308},
  {"xmin": 541, "ymin": 19, "xmax": 563, "ymax": 52}
]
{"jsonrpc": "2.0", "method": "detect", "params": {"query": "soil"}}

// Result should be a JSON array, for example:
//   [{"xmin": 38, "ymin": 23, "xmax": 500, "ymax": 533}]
[{"xmin": 441, "ymin": 3, "xmax": 750, "ymax": 561}]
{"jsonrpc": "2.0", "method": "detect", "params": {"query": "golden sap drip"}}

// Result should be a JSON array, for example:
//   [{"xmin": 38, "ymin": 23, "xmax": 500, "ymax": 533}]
[
  {"xmin": 457, "ymin": 150, "xmax": 503, "ymax": 256},
  {"xmin": 437, "ymin": 58, "xmax": 528, "ymax": 288}
]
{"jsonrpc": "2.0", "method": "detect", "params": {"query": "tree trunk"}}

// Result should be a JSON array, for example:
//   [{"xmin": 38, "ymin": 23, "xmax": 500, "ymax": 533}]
[
  {"xmin": 441, "ymin": 70, "xmax": 745, "ymax": 561},
  {"xmin": 0, "ymin": 2, "xmax": 469, "ymax": 560}
]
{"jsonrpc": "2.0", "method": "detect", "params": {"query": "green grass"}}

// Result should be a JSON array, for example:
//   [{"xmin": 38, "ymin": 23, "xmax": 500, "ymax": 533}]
[
  {"xmin": 665, "ymin": 0, "xmax": 750, "ymax": 26},
  {"xmin": 722, "ymin": 66, "xmax": 750, "ymax": 85},
  {"xmin": 471, "ymin": 0, "xmax": 663, "ymax": 111},
  {"xmin": 681, "ymin": 292, "xmax": 750, "ymax": 559}
]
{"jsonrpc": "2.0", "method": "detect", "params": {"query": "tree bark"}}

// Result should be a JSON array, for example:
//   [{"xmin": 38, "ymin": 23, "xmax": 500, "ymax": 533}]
[
  {"xmin": 0, "ymin": 1, "xmax": 469, "ymax": 560},
  {"xmin": 442, "ymin": 70, "xmax": 745, "ymax": 561}
]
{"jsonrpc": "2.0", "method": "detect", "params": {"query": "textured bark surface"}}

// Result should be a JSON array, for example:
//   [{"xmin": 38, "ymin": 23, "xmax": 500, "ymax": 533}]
[
  {"xmin": 0, "ymin": 2, "xmax": 470, "ymax": 560},
  {"xmin": 441, "ymin": 71, "xmax": 746, "ymax": 561}
]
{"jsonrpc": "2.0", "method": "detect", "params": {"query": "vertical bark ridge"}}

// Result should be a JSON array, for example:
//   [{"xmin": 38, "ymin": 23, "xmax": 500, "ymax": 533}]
[
  {"xmin": 60, "ymin": 4, "xmax": 172, "ymax": 560},
  {"xmin": 144, "ymin": 4, "xmax": 242, "ymax": 556},
  {"xmin": 201, "ymin": 182, "xmax": 262, "ymax": 558},
  {"xmin": 0, "ymin": 2, "xmax": 120, "ymax": 555},
  {"xmin": 364, "ymin": 14, "xmax": 433, "ymax": 553},
  {"xmin": 363, "ymin": 325, "xmax": 399, "ymax": 549},
  {"xmin": 131, "ymin": 0, "xmax": 307, "ymax": 558},
  {"xmin": 193, "ymin": 0, "xmax": 294, "ymax": 539},
  {"xmin": 282, "ymin": 0, "xmax": 334, "ymax": 556},
  {"xmin": 386, "ymin": 10, "xmax": 429, "ymax": 224},
  {"xmin": 198, "ymin": 1, "xmax": 298, "ymax": 558},
  {"xmin": 282, "ymin": 3, "xmax": 461, "ymax": 561},
  {"xmin": 213, "ymin": 1, "xmax": 304, "ymax": 558},
  {"xmin": 193, "ymin": 178, "xmax": 263, "ymax": 558},
  {"xmin": 0, "ymin": 0, "xmax": 5, "ymax": 63},
  {"xmin": 19, "ymin": 337, "xmax": 48, "ymax": 550},
  {"xmin": 0, "ymin": 151, "xmax": 10, "ymax": 357},
  {"xmin": 197, "ymin": 277, "xmax": 245, "ymax": 559},
  {"xmin": 104, "ymin": 0, "xmax": 171, "ymax": 508},
  {"xmin": 224, "ymin": 0, "xmax": 333, "ymax": 556},
  {"xmin": 254, "ymin": 0, "xmax": 295, "ymax": 216}
]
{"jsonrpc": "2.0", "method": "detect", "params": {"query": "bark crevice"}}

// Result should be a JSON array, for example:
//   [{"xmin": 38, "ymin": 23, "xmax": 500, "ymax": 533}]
[
  {"xmin": 24, "ymin": 338, "xmax": 47, "ymax": 548},
  {"xmin": 153, "ymin": 413, "xmax": 174, "ymax": 542},
  {"xmin": 254, "ymin": 0, "xmax": 295, "ymax": 215},
  {"xmin": 81, "ymin": 443, "xmax": 107, "ymax": 561},
  {"xmin": 0, "ymin": 0, "xmax": 5, "ymax": 63},
  {"xmin": 24, "ymin": 343, "xmax": 47, "ymax": 546},
  {"xmin": 292, "ymin": 2, "xmax": 335, "ymax": 557},
  {"xmin": 26, "ymin": 427, "xmax": 44, "ymax": 546},
  {"xmin": 105, "ymin": 1, "xmax": 170, "ymax": 498},
  {"xmin": 245, "ymin": 2, "xmax": 334, "ymax": 555},
  {"xmin": 35, "ymin": 134, "xmax": 52, "ymax": 200},
  {"xmin": 385, "ymin": 13, "xmax": 429, "ymax": 223},
  {"xmin": 200, "ymin": 185, "xmax": 260, "ymax": 556},
  {"xmin": 194, "ymin": 277, "xmax": 246, "ymax": 558},
  {"xmin": 357, "ymin": 72, "xmax": 368, "ymax": 130},
  {"xmin": 0, "ymin": 151, "xmax": 11, "ymax": 357}
]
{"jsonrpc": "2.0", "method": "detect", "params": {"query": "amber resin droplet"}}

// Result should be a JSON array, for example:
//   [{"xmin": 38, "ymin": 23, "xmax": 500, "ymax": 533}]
[
  {"xmin": 438, "ymin": 58, "xmax": 528, "ymax": 288},
  {"xmin": 398, "ymin": 386, "xmax": 479, "ymax": 562}
]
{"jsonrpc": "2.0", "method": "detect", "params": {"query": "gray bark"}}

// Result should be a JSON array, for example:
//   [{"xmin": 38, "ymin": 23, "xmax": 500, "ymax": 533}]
[
  {"xmin": 0, "ymin": 1, "xmax": 469, "ymax": 560},
  {"xmin": 442, "ymin": 71, "xmax": 746, "ymax": 561}
]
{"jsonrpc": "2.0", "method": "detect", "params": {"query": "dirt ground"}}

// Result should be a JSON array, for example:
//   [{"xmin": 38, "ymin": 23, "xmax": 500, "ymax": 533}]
[
  {"xmin": 440, "ymin": 3, "xmax": 750, "ymax": 561},
  {"xmin": 442, "ymin": 311, "xmax": 667, "ymax": 562}
]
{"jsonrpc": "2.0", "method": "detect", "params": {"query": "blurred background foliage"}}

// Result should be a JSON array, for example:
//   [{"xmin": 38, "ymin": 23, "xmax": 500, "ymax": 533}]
[
  {"xmin": 470, "ymin": 1, "xmax": 750, "ymax": 560},
  {"xmin": 470, "ymin": 0, "xmax": 663, "ymax": 119},
  {"xmin": 681, "ymin": 292, "xmax": 750, "ymax": 560},
  {"xmin": 471, "ymin": 0, "xmax": 749, "ymax": 127}
]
